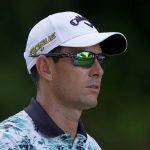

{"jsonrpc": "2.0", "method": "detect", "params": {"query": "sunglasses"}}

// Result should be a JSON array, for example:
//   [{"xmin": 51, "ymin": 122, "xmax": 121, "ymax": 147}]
[{"xmin": 31, "ymin": 51, "xmax": 107, "ymax": 68}]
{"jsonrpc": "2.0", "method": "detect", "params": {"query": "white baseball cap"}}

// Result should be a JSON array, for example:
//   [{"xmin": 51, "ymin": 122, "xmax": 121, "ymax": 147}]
[{"xmin": 24, "ymin": 11, "xmax": 128, "ymax": 74}]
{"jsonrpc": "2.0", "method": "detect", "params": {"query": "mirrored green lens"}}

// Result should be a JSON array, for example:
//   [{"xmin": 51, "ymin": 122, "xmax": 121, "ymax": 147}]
[
  {"xmin": 98, "ymin": 55, "xmax": 106, "ymax": 64},
  {"xmin": 74, "ymin": 51, "xmax": 93, "ymax": 67}
]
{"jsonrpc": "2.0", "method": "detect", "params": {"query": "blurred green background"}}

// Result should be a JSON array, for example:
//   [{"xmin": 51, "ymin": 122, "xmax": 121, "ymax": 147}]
[{"xmin": 0, "ymin": 0, "xmax": 150, "ymax": 149}]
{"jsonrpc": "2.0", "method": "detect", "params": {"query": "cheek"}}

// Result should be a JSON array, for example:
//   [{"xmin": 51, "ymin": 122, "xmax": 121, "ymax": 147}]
[
  {"xmin": 55, "ymin": 68, "xmax": 87, "ymax": 95},
  {"xmin": 53, "ymin": 62, "xmax": 90, "ymax": 96},
  {"xmin": 61, "ymin": 73, "xmax": 84, "ymax": 92}
]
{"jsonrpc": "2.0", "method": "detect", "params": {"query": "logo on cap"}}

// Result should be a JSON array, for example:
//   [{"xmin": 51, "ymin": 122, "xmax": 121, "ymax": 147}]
[
  {"xmin": 70, "ymin": 15, "xmax": 93, "ymax": 28},
  {"xmin": 30, "ymin": 32, "xmax": 56, "ymax": 56}
]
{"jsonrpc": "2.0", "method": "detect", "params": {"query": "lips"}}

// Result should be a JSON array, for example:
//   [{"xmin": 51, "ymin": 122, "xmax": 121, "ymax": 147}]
[
  {"xmin": 86, "ymin": 84, "xmax": 100, "ymax": 93},
  {"xmin": 86, "ymin": 85, "xmax": 99, "ymax": 89}
]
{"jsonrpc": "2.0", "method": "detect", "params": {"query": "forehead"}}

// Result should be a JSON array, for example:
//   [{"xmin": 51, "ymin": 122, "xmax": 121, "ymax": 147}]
[{"xmin": 61, "ymin": 44, "xmax": 102, "ymax": 54}]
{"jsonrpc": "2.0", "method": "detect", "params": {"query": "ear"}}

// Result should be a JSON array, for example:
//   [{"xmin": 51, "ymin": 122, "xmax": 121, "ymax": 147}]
[{"xmin": 35, "ymin": 55, "xmax": 53, "ymax": 81}]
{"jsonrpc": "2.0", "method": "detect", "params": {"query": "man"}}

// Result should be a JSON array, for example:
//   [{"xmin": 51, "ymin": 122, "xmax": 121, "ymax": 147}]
[{"xmin": 0, "ymin": 11, "xmax": 127, "ymax": 149}]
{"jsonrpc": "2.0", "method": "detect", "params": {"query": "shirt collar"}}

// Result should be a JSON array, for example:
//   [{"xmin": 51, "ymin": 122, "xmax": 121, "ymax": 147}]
[{"xmin": 24, "ymin": 97, "xmax": 87, "ymax": 138}]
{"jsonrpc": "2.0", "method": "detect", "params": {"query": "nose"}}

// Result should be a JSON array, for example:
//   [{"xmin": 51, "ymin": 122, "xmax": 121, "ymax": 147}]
[{"xmin": 88, "ymin": 59, "xmax": 104, "ymax": 78}]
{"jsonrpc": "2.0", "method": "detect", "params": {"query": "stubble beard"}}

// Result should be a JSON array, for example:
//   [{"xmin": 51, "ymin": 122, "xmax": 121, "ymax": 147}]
[{"xmin": 78, "ymin": 94, "xmax": 98, "ymax": 110}]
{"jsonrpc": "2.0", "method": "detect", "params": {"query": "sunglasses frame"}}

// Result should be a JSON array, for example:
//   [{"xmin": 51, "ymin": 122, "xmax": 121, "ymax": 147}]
[{"xmin": 30, "ymin": 51, "xmax": 107, "ymax": 68}]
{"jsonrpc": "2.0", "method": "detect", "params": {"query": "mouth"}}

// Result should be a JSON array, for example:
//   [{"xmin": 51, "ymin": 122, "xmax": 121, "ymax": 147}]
[
  {"xmin": 86, "ymin": 84, "xmax": 100, "ymax": 92},
  {"xmin": 87, "ymin": 85, "xmax": 99, "ymax": 89}
]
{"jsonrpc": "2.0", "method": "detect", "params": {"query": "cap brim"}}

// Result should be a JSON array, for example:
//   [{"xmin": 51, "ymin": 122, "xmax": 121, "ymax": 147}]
[{"xmin": 60, "ymin": 32, "xmax": 127, "ymax": 55}]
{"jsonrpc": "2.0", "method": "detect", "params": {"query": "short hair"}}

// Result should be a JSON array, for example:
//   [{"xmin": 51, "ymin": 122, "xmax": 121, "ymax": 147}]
[{"xmin": 30, "ymin": 46, "xmax": 62, "ymax": 87}]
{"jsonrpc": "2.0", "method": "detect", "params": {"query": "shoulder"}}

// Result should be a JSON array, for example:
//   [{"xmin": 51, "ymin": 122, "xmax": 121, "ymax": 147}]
[
  {"xmin": 86, "ymin": 134, "xmax": 102, "ymax": 150},
  {"xmin": 0, "ymin": 110, "xmax": 35, "ymax": 149},
  {"xmin": 0, "ymin": 110, "xmax": 34, "ymax": 133}
]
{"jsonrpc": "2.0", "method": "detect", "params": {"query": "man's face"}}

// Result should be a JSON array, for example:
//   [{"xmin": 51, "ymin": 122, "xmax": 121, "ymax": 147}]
[{"xmin": 50, "ymin": 44, "xmax": 104, "ymax": 111}]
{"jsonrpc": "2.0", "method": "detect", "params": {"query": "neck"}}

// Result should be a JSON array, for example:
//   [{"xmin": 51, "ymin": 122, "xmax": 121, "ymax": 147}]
[{"xmin": 36, "ymin": 90, "xmax": 82, "ymax": 141}]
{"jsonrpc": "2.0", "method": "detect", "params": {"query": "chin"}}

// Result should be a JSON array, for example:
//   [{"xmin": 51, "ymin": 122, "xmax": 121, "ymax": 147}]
[
  {"xmin": 80, "ymin": 96, "xmax": 98, "ymax": 110},
  {"xmin": 85, "ymin": 100, "xmax": 98, "ymax": 110}
]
